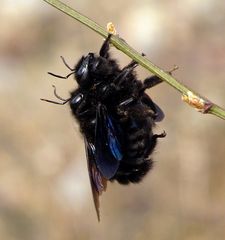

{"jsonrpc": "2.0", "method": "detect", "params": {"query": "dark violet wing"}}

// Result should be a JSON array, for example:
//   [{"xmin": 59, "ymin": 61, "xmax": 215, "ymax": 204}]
[
  {"xmin": 141, "ymin": 93, "xmax": 165, "ymax": 122},
  {"xmin": 84, "ymin": 137, "xmax": 107, "ymax": 222},
  {"xmin": 153, "ymin": 102, "xmax": 165, "ymax": 122},
  {"xmin": 95, "ymin": 104, "xmax": 123, "ymax": 179}
]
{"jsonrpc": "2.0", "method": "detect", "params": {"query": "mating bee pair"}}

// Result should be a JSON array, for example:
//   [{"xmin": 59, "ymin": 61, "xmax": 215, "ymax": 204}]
[{"xmin": 41, "ymin": 34, "xmax": 166, "ymax": 220}]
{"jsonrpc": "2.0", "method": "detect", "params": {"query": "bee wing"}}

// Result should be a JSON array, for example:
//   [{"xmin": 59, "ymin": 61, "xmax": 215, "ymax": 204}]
[
  {"xmin": 141, "ymin": 93, "xmax": 164, "ymax": 122},
  {"xmin": 95, "ymin": 104, "xmax": 123, "ymax": 179},
  {"xmin": 153, "ymin": 102, "xmax": 165, "ymax": 122},
  {"xmin": 84, "ymin": 138, "xmax": 107, "ymax": 222}
]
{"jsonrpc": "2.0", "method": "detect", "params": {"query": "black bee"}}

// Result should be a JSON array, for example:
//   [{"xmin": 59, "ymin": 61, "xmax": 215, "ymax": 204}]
[{"xmin": 41, "ymin": 34, "xmax": 166, "ymax": 221}]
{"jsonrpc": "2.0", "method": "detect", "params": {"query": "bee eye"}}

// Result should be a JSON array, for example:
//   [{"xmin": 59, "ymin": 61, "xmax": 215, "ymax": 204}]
[
  {"xmin": 77, "ymin": 58, "xmax": 88, "ymax": 77},
  {"xmin": 75, "ymin": 55, "xmax": 91, "ymax": 86},
  {"xmin": 71, "ymin": 93, "xmax": 83, "ymax": 106}
]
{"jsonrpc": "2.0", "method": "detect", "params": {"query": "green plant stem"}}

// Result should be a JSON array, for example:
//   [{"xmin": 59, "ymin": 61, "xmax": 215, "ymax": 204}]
[{"xmin": 43, "ymin": 0, "xmax": 225, "ymax": 120}]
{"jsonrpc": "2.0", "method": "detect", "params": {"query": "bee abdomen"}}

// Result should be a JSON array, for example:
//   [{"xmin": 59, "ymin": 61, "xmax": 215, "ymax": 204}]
[
  {"xmin": 125, "ymin": 121, "xmax": 153, "ymax": 160},
  {"xmin": 112, "ymin": 117, "xmax": 156, "ymax": 184},
  {"xmin": 113, "ymin": 159, "xmax": 153, "ymax": 184}
]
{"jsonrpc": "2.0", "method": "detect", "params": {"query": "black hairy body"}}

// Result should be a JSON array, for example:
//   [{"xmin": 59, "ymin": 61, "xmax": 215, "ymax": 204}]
[{"xmin": 41, "ymin": 34, "xmax": 166, "ymax": 220}]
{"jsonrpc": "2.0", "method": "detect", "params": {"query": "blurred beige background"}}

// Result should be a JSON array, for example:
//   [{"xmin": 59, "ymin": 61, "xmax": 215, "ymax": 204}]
[{"xmin": 0, "ymin": 0, "xmax": 225, "ymax": 239}]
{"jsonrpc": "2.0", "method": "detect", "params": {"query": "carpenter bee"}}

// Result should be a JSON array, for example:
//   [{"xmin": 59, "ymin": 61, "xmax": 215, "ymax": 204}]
[{"xmin": 41, "ymin": 34, "xmax": 166, "ymax": 221}]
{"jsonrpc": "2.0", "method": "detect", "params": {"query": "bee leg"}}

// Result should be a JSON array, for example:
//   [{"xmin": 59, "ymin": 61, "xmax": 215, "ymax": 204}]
[
  {"xmin": 101, "ymin": 60, "xmax": 138, "ymax": 98},
  {"xmin": 123, "ymin": 60, "xmax": 138, "ymax": 69},
  {"xmin": 153, "ymin": 131, "xmax": 166, "ymax": 139},
  {"xmin": 121, "ymin": 52, "xmax": 145, "ymax": 70},
  {"xmin": 143, "ymin": 131, "xmax": 166, "ymax": 157},
  {"xmin": 113, "ymin": 62, "xmax": 138, "ymax": 86},
  {"xmin": 142, "ymin": 65, "xmax": 178, "ymax": 90},
  {"xmin": 99, "ymin": 34, "xmax": 112, "ymax": 58},
  {"xmin": 102, "ymin": 62, "xmax": 137, "ymax": 98},
  {"xmin": 142, "ymin": 75, "xmax": 163, "ymax": 90}
]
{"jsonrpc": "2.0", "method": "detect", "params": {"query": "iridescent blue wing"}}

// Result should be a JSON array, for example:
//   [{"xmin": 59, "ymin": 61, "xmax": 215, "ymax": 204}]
[
  {"xmin": 84, "ymin": 137, "xmax": 107, "ymax": 222},
  {"xmin": 95, "ymin": 104, "xmax": 123, "ymax": 179}
]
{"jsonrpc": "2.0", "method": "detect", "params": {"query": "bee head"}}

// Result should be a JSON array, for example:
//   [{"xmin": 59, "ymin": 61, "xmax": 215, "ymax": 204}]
[{"xmin": 75, "ymin": 53, "xmax": 102, "ymax": 88}]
